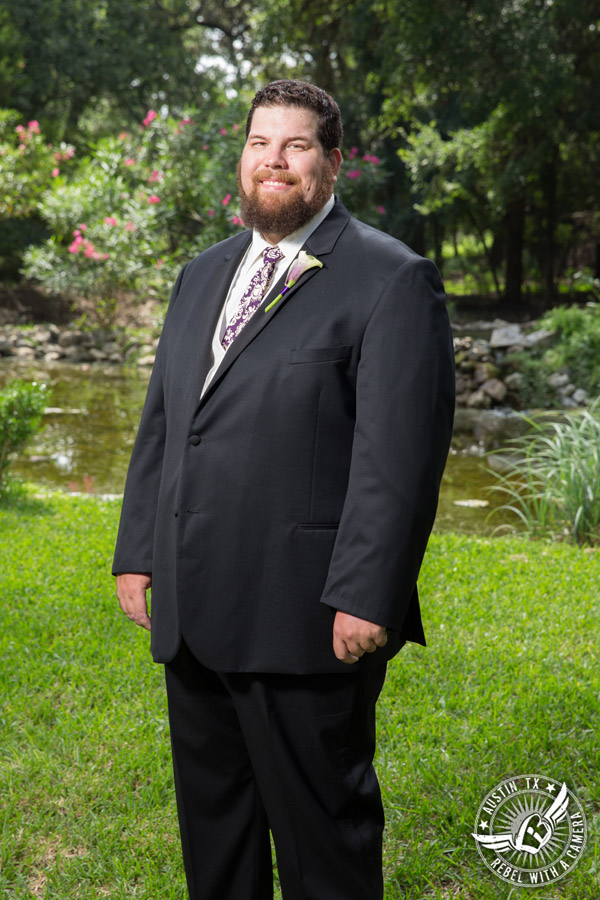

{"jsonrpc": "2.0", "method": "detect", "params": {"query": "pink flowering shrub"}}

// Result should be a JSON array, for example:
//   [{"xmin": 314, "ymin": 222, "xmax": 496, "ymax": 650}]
[
  {"xmin": 0, "ymin": 110, "xmax": 75, "ymax": 218},
  {"xmin": 22, "ymin": 101, "xmax": 246, "ymax": 324},
  {"xmin": 337, "ymin": 150, "xmax": 387, "ymax": 228}
]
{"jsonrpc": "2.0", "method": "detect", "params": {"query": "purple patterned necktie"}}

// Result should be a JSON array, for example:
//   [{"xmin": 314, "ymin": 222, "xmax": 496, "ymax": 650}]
[{"xmin": 221, "ymin": 245, "xmax": 284, "ymax": 350}]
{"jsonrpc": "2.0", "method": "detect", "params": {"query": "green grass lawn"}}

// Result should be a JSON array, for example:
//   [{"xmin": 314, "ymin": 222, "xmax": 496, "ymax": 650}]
[{"xmin": 0, "ymin": 491, "xmax": 598, "ymax": 899}]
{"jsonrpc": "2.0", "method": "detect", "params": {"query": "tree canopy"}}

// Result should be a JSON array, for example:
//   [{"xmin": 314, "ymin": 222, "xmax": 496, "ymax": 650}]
[{"xmin": 1, "ymin": 0, "xmax": 599, "ymax": 306}]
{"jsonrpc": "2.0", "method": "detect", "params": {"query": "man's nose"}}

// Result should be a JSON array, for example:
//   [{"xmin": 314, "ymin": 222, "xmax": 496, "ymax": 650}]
[{"xmin": 264, "ymin": 148, "xmax": 288, "ymax": 169}]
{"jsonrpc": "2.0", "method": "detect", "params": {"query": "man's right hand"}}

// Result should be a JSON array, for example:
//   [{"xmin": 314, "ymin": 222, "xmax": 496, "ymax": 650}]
[{"xmin": 116, "ymin": 573, "xmax": 152, "ymax": 631}]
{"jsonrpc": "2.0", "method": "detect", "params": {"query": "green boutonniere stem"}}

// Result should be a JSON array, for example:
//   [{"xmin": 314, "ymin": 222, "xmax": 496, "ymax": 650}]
[{"xmin": 265, "ymin": 285, "xmax": 292, "ymax": 314}]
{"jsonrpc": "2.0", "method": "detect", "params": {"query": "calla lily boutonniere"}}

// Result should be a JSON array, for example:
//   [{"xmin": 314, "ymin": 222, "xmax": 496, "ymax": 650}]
[{"xmin": 264, "ymin": 251, "xmax": 323, "ymax": 314}]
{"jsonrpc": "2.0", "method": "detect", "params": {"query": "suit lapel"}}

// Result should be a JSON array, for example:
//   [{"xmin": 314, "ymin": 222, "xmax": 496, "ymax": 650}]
[
  {"xmin": 196, "ymin": 199, "xmax": 352, "ymax": 410},
  {"xmin": 195, "ymin": 232, "xmax": 252, "ymax": 397}
]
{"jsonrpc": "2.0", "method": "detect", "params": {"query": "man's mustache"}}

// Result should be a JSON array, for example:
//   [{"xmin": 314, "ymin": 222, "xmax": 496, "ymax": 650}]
[{"xmin": 251, "ymin": 170, "xmax": 299, "ymax": 186}]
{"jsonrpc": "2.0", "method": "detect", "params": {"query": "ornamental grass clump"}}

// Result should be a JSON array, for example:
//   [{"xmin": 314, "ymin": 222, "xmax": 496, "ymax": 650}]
[
  {"xmin": 0, "ymin": 379, "xmax": 47, "ymax": 490},
  {"xmin": 488, "ymin": 404, "xmax": 600, "ymax": 545}
]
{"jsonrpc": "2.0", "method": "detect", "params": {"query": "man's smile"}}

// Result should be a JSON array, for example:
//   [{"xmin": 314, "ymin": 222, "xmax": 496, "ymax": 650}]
[{"xmin": 260, "ymin": 179, "xmax": 294, "ymax": 190}]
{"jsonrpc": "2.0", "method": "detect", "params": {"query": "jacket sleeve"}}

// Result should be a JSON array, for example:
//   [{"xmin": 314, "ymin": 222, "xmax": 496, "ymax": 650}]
[
  {"xmin": 112, "ymin": 266, "xmax": 186, "ymax": 575},
  {"xmin": 319, "ymin": 256, "xmax": 455, "ymax": 630}
]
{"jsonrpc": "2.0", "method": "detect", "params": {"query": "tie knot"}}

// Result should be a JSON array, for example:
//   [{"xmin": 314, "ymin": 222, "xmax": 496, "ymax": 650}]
[{"xmin": 263, "ymin": 246, "xmax": 283, "ymax": 264}]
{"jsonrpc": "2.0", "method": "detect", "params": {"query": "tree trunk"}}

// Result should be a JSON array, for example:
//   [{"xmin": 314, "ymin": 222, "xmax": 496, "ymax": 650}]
[
  {"xmin": 504, "ymin": 198, "xmax": 525, "ymax": 304},
  {"xmin": 431, "ymin": 215, "xmax": 444, "ymax": 275},
  {"xmin": 540, "ymin": 153, "xmax": 558, "ymax": 303}
]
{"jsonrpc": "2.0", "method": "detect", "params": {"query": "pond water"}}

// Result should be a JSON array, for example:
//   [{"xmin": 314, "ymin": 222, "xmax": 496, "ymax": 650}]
[{"xmin": 0, "ymin": 361, "xmax": 517, "ymax": 535}]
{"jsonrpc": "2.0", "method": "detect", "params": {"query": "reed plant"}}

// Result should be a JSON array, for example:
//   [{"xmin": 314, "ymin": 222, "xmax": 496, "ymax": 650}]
[{"xmin": 488, "ymin": 403, "xmax": 600, "ymax": 545}]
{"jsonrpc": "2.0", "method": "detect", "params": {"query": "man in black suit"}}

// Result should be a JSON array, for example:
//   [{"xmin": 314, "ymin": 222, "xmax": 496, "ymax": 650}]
[{"xmin": 114, "ymin": 80, "xmax": 454, "ymax": 900}]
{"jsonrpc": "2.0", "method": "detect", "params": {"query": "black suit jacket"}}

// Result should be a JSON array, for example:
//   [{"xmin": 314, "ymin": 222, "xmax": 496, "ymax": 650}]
[{"xmin": 113, "ymin": 199, "xmax": 455, "ymax": 673}]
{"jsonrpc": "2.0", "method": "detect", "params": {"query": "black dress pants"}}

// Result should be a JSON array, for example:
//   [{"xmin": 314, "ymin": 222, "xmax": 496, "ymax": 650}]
[{"xmin": 164, "ymin": 639, "xmax": 387, "ymax": 900}]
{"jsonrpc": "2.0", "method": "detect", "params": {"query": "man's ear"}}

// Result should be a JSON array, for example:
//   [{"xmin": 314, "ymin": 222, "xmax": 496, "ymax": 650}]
[{"xmin": 328, "ymin": 148, "xmax": 343, "ymax": 178}]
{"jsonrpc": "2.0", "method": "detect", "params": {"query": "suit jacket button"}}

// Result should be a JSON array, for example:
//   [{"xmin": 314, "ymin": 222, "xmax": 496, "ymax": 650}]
[{"xmin": 189, "ymin": 434, "xmax": 201, "ymax": 446}]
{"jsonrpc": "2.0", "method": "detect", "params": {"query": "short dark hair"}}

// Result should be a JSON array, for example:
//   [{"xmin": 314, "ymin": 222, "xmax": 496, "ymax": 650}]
[{"xmin": 245, "ymin": 80, "xmax": 343, "ymax": 153}]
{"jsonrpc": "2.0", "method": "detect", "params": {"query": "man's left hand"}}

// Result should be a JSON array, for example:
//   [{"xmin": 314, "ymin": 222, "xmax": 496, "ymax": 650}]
[{"xmin": 332, "ymin": 611, "xmax": 388, "ymax": 664}]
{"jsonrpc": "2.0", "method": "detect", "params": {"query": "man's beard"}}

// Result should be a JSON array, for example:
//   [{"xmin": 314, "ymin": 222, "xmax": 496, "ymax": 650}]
[{"xmin": 236, "ymin": 161, "xmax": 335, "ymax": 238}]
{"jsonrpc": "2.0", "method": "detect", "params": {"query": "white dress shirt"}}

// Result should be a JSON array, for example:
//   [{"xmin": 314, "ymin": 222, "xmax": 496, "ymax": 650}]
[{"xmin": 200, "ymin": 195, "xmax": 335, "ymax": 397}]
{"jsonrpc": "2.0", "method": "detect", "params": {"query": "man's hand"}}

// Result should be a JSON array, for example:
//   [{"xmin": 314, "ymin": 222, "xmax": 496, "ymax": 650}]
[
  {"xmin": 332, "ymin": 611, "xmax": 388, "ymax": 664},
  {"xmin": 116, "ymin": 573, "xmax": 152, "ymax": 631}
]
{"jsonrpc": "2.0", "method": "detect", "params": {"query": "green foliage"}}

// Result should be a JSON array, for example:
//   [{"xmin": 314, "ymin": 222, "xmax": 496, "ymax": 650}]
[
  {"xmin": 335, "ymin": 148, "xmax": 388, "ymax": 227},
  {"xmin": 0, "ymin": 496, "xmax": 598, "ymax": 897},
  {"xmin": 489, "ymin": 406, "xmax": 600, "ymax": 545},
  {"xmin": 367, "ymin": 0, "xmax": 600, "ymax": 300},
  {"xmin": 0, "ymin": 110, "xmax": 76, "ymax": 275},
  {"xmin": 22, "ymin": 105, "xmax": 247, "ymax": 326},
  {"xmin": 0, "ymin": 379, "xmax": 47, "ymax": 488},
  {"xmin": 542, "ymin": 302, "xmax": 600, "ymax": 391},
  {"xmin": 573, "ymin": 270, "xmax": 600, "ymax": 301},
  {"xmin": 504, "ymin": 351, "xmax": 558, "ymax": 409},
  {"xmin": 509, "ymin": 302, "xmax": 600, "ymax": 405},
  {"xmin": 1, "ymin": 0, "xmax": 599, "ymax": 306},
  {"xmin": 0, "ymin": 0, "xmax": 243, "ymax": 141}
]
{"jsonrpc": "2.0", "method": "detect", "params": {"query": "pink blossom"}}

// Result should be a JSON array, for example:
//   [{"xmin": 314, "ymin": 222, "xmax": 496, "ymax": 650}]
[
  {"xmin": 346, "ymin": 170, "xmax": 362, "ymax": 179},
  {"xmin": 202, "ymin": 144, "xmax": 209, "ymax": 151},
  {"xmin": 77, "ymin": 223, "xmax": 87, "ymax": 231},
  {"xmin": 103, "ymin": 253, "xmax": 109, "ymax": 259},
  {"xmin": 83, "ymin": 244, "xmax": 96, "ymax": 258},
  {"xmin": 104, "ymin": 216, "xmax": 118, "ymax": 226},
  {"xmin": 143, "ymin": 109, "xmax": 157, "ymax": 127},
  {"xmin": 222, "ymin": 193, "xmax": 231, "ymax": 206},
  {"xmin": 232, "ymin": 215, "xmax": 244, "ymax": 226},
  {"xmin": 148, "ymin": 170, "xmax": 162, "ymax": 183},
  {"xmin": 233, "ymin": 123, "xmax": 240, "ymax": 131},
  {"xmin": 207, "ymin": 209, "xmax": 215, "ymax": 218},
  {"xmin": 73, "ymin": 229, "xmax": 82, "ymax": 238},
  {"xmin": 118, "ymin": 131, "xmax": 128, "ymax": 140},
  {"xmin": 54, "ymin": 147, "xmax": 75, "ymax": 161},
  {"xmin": 124, "ymin": 221, "xmax": 137, "ymax": 232},
  {"xmin": 147, "ymin": 194, "xmax": 161, "ymax": 204},
  {"xmin": 18, "ymin": 144, "xmax": 26, "ymax": 153},
  {"xmin": 52, "ymin": 167, "xmax": 60, "ymax": 177},
  {"xmin": 219, "ymin": 128, "xmax": 227, "ymax": 136},
  {"xmin": 27, "ymin": 120, "xmax": 40, "ymax": 133},
  {"xmin": 68, "ymin": 241, "xmax": 81, "ymax": 254},
  {"xmin": 348, "ymin": 146, "xmax": 359, "ymax": 159},
  {"xmin": 124, "ymin": 158, "xmax": 135, "ymax": 166},
  {"xmin": 155, "ymin": 258, "xmax": 165, "ymax": 268},
  {"xmin": 178, "ymin": 118, "xmax": 193, "ymax": 127},
  {"xmin": 376, "ymin": 205, "xmax": 386, "ymax": 215},
  {"xmin": 363, "ymin": 154, "xmax": 380, "ymax": 165},
  {"xmin": 16, "ymin": 125, "xmax": 25, "ymax": 134}
]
